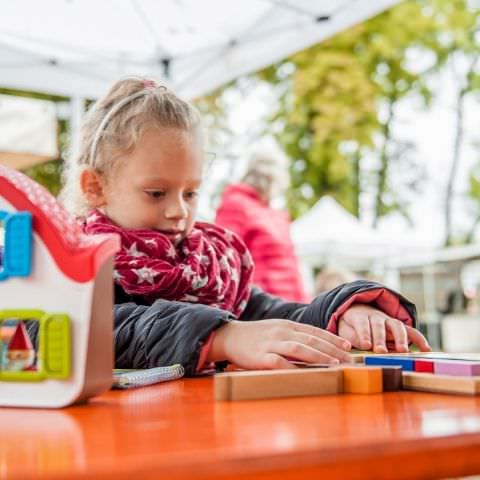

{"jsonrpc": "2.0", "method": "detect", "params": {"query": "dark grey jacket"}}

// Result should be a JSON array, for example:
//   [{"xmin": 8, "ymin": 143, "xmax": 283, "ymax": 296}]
[{"xmin": 113, "ymin": 280, "xmax": 417, "ymax": 375}]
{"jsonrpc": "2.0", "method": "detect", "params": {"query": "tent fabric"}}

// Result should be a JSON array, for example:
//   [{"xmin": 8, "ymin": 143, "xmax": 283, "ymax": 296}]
[
  {"xmin": 0, "ymin": 94, "xmax": 58, "ymax": 168},
  {"xmin": 291, "ymin": 196, "xmax": 437, "ymax": 268},
  {"xmin": 291, "ymin": 196, "xmax": 384, "ymax": 258},
  {"xmin": 0, "ymin": 0, "xmax": 399, "ymax": 99}
]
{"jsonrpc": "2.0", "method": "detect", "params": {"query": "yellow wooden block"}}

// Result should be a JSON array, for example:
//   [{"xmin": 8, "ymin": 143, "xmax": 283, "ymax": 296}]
[
  {"xmin": 214, "ymin": 368, "xmax": 343, "ymax": 401},
  {"xmin": 342, "ymin": 366, "xmax": 383, "ymax": 394}
]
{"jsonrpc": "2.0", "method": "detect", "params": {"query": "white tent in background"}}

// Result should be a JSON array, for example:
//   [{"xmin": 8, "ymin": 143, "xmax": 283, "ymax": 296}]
[
  {"xmin": 0, "ymin": 95, "xmax": 58, "ymax": 169},
  {"xmin": 291, "ymin": 196, "xmax": 385, "ymax": 270},
  {"xmin": 291, "ymin": 196, "xmax": 438, "ymax": 271},
  {"xmin": 0, "ymin": 0, "xmax": 399, "ymax": 100}
]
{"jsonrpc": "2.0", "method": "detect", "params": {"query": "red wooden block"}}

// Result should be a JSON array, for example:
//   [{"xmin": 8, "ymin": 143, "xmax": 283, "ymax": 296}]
[{"xmin": 414, "ymin": 359, "xmax": 434, "ymax": 373}]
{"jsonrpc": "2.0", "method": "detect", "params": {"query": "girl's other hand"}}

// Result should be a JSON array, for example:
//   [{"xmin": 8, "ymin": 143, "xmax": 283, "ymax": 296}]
[
  {"xmin": 337, "ymin": 304, "xmax": 432, "ymax": 353},
  {"xmin": 207, "ymin": 319, "xmax": 352, "ymax": 370}
]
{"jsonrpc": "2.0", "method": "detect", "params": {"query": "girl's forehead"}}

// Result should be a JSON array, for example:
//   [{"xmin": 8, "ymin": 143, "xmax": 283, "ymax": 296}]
[{"xmin": 116, "ymin": 129, "xmax": 204, "ymax": 183}]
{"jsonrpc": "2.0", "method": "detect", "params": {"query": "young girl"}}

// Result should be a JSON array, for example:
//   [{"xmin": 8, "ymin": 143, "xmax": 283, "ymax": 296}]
[{"xmin": 60, "ymin": 77, "xmax": 430, "ymax": 375}]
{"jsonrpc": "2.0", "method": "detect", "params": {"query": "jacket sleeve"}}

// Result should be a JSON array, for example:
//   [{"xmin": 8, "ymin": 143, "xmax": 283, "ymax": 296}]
[
  {"xmin": 241, "ymin": 280, "xmax": 417, "ymax": 330},
  {"xmin": 114, "ymin": 299, "xmax": 234, "ymax": 376}
]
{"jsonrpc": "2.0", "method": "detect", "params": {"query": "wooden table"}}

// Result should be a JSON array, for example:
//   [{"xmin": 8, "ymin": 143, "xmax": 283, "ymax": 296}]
[{"xmin": 3, "ymin": 377, "xmax": 480, "ymax": 479}]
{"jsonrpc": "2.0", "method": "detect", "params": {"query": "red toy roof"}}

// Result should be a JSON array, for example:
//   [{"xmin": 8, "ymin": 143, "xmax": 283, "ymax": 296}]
[{"xmin": 0, "ymin": 165, "xmax": 119, "ymax": 282}]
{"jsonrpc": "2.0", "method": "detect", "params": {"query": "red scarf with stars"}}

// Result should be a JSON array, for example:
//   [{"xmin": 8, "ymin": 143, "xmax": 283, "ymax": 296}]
[{"xmin": 84, "ymin": 210, "xmax": 253, "ymax": 317}]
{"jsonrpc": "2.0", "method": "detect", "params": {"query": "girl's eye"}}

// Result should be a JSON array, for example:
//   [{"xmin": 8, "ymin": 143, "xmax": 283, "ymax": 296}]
[
  {"xmin": 184, "ymin": 191, "xmax": 199, "ymax": 200},
  {"xmin": 145, "ymin": 190, "xmax": 165, "ymax": 199}
]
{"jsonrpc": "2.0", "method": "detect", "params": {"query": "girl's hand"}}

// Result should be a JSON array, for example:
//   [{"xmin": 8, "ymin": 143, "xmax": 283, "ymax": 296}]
[
  {"xmin": 207, "ymin": 319, "xmax": 352, "ymax": 369},
  {"xmin": 337, "ymin": 304, "xmax": 432, "ymax": 353}
]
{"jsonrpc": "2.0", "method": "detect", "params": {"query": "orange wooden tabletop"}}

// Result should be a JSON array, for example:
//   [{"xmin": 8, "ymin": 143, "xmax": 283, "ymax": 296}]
[{"xmin": 2, "ymin": 377, "xmax": 480, "ymax": 480}]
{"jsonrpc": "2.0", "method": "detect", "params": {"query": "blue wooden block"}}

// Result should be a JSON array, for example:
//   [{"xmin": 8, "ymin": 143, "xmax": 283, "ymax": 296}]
[{"xmin": 364, "ymin": 356, "xmax": 415, "ymax": 371}]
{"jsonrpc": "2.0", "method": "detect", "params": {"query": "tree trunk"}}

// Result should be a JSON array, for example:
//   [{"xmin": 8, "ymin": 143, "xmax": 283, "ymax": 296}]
[
  {"xmin": 444, "ymin": 87, "xmax": 466, "ymax": 246},
  {"xmin": 444, "ymin": 56, "xmax": 478, "ymax": 246},
  {"xmin": 351, "ymin": 149, "xmax": 361, "ymax": 218},
  {"xmin": 373, "ymin": 99, "xmax": 394, "ymax": 228}
]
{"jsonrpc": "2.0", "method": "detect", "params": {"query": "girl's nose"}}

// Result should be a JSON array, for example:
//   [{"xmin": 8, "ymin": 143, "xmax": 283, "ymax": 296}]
[{"xmin": 164, "ymin": 196, "xmax": 188, "ymax": 220}]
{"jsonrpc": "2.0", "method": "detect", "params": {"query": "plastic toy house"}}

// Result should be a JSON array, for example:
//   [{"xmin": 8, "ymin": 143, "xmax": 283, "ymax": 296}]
[{"xmin": 0, "ymin": 165, "xmax": 119, "ymax": 407}]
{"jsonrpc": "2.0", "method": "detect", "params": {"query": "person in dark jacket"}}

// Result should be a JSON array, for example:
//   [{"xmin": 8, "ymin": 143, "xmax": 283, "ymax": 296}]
[
  {"xmin": 215, "ymin": 146, "xmax": 309, "ymax": 302},
  {"xmin": 59, "ymin": 77, "xmax": 431, "ymax": 376}
]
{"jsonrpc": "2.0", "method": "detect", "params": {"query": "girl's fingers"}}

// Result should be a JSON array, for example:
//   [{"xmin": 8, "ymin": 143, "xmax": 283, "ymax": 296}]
[
  {"xmin": 293, "ymin": 322, "xmax": 351, "ymax": 351},
  {"xmin": 369, "ymin": 313, "xmax": 388, "ymax": 353},
  {"xmin": 385, "ymin": 317, "xmax": 409, "ymax": 352},
  {"xmin": 291, "ymin": 332, "xmax": 352, "ymax": 363},
  {"xmin": 262, "ymin": 353, "xmax": 298, "ymax": 370},
  {"xmin": 273, "ymin": 341, "xmax": 345, "ymax": 365},
  {"xmin": 346, "ymin": 310, "xmax": 372, "ymax": 350},
  {"xmin": 337, "ymin": 321, "xmax": 360, "ymax": 349},
  {"xmin": 405, "ymin": 325, "xmax": 432, "ymax": 352}
]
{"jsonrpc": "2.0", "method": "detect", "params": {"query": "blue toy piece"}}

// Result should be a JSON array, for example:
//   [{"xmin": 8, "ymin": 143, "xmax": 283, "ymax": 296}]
[
  {"xmin": 0, "ymin": 211, "xmax": 32, "ymax": 281},
  {"xmin": 364, "ymin": 356, "xmax": 415, "ymax": 371}
]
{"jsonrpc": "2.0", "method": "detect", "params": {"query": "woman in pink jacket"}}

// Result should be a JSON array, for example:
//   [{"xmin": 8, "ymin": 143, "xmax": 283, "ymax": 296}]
[{"xmin": 215, "ymin": 147, "xmax": 309, "ymax": 302}]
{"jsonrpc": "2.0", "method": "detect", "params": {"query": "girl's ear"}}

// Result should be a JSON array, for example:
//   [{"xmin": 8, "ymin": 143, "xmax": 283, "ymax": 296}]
[{"xmin": 80, "ymin": 168, "xmax": 107, "ymax": 208}]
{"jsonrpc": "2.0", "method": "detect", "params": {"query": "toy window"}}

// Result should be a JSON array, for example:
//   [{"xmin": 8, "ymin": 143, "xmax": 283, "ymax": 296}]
[
  {"xmin": 0, "ymin": 211, "xmax": 32, "ymax": 281},
  {"xmin": 0, "ymin": 310, "xmax": 71, "ymax": 382}
]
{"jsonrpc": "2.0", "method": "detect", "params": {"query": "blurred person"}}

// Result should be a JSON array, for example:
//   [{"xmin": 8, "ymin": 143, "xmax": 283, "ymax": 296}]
[
  {"xmin": 315, "ymin": 266, "xmax": 357, "ymax": 295},
  {"xmin": 215, "ymin": 145, "xmax": 309, "ymax": 302}
]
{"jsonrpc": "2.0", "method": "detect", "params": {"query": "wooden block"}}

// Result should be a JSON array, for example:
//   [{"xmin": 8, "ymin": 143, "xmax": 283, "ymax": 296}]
[
  {"xmin": 433, "ymin": 360, "xmax": 480, "ymax": 376},
  {"xmin": 414, "ymin": 359, "xmax": 434, "ymax": 373},
  {"xmin": 402, "ymin": 372, "xmax": 480, "ymax": 395},
  {"xmin": 350, "ymin": 352, "xmax": 368, "ymax": 363},
  {"xmin": 342, "ymin": 367, "xmax": 383, "ymax": 394},
  {"xmin": 214, "ymin": 368, "xmax": 343, "ymax": 401},
  {"xmin": 381, "ymin": 366, "xmax": 403, "ymax": 391},
  {"xmin": 215, "ymin": 374, "xmax": 232, "ymax": 401},
  {"xmin": 365, "ymin": 356, "xmax": 414, "ymax": 371}
]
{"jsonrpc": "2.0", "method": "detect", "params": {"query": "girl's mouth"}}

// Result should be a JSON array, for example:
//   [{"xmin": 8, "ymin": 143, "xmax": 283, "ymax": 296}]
[{"xmin": 159, "ymin": 230, "xmax": 183, "ymax": 243}]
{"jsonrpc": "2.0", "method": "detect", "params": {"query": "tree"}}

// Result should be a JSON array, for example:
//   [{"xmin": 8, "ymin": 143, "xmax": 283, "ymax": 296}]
[
  {"xmin": 258, "ymin": 0, "xmax": 471, "ymax": 225},
  {"xmin": 433, "ymin": 0, "xmax": 480, "ymax": 245}
]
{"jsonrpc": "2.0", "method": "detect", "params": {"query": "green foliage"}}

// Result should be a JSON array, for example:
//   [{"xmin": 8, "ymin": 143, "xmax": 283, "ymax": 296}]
[
  {"xmin": 23, "ymin": 159, "xmax": 63, "ymax": 196},
  {"xmin": 258, "ymin": 0, "xmax": 479, "ymax": 224}
]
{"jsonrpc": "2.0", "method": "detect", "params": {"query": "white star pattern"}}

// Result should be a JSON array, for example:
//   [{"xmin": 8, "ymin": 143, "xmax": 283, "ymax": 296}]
[
  {"xmin": 182, "ymin": 265, "xmax": 195, "ymax": 280},
  {"xmin": 242, "ymin": 252, "xmax": 253, "ymax": 269},
  {"xmin": 225, "ymin": 248, "xmax": 235, "ymax": 260},
  {"xmin": 113, "ymin": 270, "xmax": 124, "ymax": 281},
  {"xmin": 200, "ymin": 255, "xmax": 210, "ymax": 266},
  {"xmin": 230, "ymin": 269, "xmax": 239, "ymax": 284},
  {"xmin": 127, "ymin": 242, "xmax": 147, "ymax": 257},
  {"xmin": 133, "ymin": 267, "xmax": 158, "ymax": 284},
  {"xmin": 219, "ymin": 256, "xmax": 230, "ymax": 271},
  {"xmin": 215, "ymin": 276, "xmax": 224, "ymax": 293},
  {"xmin": 144, "ymin": 238, "xmax": 157, "ymax": 247},
  {"xmin": 192, "ymin": 276, "xmax": 208, "ymax": 290},
  {"xmin": 224, "ymin": 230, "xmax": 234, "ymax": 241},
  {"xmin": 166, "ymin": 244, "xmax": 176, "ymax": 258},
  {"xmin": 85, "ymin": 212, "xmax": 101, "ymax": 224}
]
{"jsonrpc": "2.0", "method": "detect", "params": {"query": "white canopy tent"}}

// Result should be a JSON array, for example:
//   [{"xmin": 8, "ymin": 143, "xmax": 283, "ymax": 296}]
[
  {"xmin": 291, "ymin": 196, "xmax": 438, "ymax": 271},
  {"xmin": 0, "ymin": 0, "xmax": 398, "ymax": 100},
  {"xmin": 0, "ymin": 95, "xmax": 58, "ymax": 169}
]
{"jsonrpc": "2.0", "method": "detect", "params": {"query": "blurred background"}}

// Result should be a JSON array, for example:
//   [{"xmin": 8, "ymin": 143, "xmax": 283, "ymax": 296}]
[{"xmin": 1, "ymin": 0, "xmax": 479, "ymax": 351}]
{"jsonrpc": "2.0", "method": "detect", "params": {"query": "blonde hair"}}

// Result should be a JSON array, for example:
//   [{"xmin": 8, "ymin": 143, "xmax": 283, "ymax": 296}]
[
  {"xmin": 242, "ymin": 145, "xmax": 290, "ymax": 203},
  {"xmin": 60, "ymin": 76, "xmax": 202, "ymax": 217}
]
